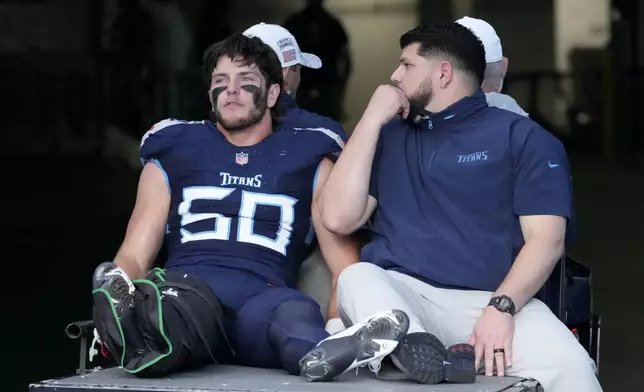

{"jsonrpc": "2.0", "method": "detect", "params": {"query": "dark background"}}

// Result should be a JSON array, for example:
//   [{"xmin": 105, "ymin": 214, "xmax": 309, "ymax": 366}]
[{"xmin": 2, "ymin": 0, "xmax": 642, "ymax": 391}]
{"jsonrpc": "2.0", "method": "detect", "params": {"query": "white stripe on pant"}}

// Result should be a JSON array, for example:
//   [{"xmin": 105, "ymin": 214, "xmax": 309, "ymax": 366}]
[{"xmin": 337, "ymin": 262, "xmax": 602, "ymax": 392}]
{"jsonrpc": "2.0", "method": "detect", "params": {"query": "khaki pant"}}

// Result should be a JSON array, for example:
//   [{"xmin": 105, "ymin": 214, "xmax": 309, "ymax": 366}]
[{"xmin": 337, "ymin": 262, "xmax": 603, "ymax": 392}]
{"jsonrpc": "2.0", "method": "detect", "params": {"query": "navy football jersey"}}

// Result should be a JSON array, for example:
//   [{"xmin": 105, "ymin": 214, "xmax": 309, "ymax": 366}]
[{"xmin": 140, "ymin": 119, "xmax": 346, "ymax": 288}]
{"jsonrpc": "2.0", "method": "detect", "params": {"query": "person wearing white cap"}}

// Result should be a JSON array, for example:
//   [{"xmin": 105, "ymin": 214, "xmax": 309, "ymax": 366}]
[
  {"xmin": 243, "ymin": 22, "xmax": 322, "ymax": 99},
  {"xmin": 456, "ymin": 16, "xmax": 529, "ymax": 117},
  {"xmin": 244, "ymin": 23, "xmax": 357, "ymax": 335}
]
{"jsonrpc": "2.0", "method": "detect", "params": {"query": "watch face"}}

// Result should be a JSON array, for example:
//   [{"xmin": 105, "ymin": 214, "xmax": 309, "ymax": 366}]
[{"xmin": 498, "ymin": 297, "xmax": 511, "ymax": 310}]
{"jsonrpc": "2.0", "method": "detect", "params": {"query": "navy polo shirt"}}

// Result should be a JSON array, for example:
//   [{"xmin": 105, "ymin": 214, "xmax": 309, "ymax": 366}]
[{"xmin": 362, "ymin": 89, "xmax": 573, "ymax": 292}]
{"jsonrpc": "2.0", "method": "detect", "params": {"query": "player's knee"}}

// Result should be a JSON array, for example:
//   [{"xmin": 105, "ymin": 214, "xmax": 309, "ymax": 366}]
[
  {"xmin": 267, "ymin": 296, "xmax": 328, "ymax": 375},
  {"xmin": 136, "ymin": 275, "xmax": 230, "ymax": 376},
  {"xmin": 337, "ymin": 262, "xmax": 385, "ymax": 293}
]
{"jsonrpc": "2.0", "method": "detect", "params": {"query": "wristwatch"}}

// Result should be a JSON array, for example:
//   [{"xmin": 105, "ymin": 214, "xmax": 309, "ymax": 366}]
[{"xmin": 488, "ymin": 295, "xmax": 516, "ymax": 316}]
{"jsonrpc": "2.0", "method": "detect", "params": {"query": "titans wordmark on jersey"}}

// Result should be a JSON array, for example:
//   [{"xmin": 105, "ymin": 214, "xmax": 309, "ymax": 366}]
[{"xmin": 139, "ymin": 119, "xmax": 346, "ymax": 287}]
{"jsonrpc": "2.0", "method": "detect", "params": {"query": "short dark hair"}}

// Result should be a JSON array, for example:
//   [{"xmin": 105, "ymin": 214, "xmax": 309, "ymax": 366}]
[
  {"xmin": 202, "ymin": 33, "xmax": 284, "ymax": 124},
  {"xmin": 203, "ymin": 32, "xmax": 283, "ymax": 90},
  {"xmin": 400, "ymin": 23, "xmax": 486, "ymax": 87}
]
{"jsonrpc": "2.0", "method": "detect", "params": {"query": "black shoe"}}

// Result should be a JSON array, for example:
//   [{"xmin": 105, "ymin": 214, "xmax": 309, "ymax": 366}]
[
  {"xmin": 390, "ymin": 332, "xmax": 476, "ymax": 384},
  {"xmin": 299, "ymin": 309, "xmax": 410, "ymax": 382}
]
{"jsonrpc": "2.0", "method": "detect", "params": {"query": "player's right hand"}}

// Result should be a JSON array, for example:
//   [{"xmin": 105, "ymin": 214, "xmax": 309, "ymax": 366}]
[{"xmin": 363, "ymin": 85, "xmax": 411, "ymax": 125}]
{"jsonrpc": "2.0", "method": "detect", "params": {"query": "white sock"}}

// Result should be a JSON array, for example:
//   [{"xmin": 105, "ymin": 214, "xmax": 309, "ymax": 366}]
[{"xmin": 325, "ymin": 318, "xmax": 346, "ymax": 335}]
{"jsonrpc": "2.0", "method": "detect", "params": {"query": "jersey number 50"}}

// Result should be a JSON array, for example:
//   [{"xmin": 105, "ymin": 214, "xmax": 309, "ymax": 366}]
[{"xmin": 177, "ymin": 186, "xmax": 297, "ymax": 256}]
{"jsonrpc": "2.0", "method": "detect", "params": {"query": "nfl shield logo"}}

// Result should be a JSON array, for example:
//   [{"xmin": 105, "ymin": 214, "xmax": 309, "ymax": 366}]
[{"xmin": 235, "ymin": 152, "xmax": 249, "ymax": 165}]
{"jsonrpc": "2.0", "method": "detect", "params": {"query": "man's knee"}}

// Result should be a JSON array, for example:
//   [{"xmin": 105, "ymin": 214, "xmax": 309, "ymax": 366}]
[
  {"xmin": 543, "ymin": 340, "xmax": 598, "ymax": 382},
  {"xmin": 268, "ymin": 294, "xmax": 326, "ymax": 335},
  {"xmin": 157, "ymin": 273, "xmax": 231, "ymax": 360},
  {"xmin": 337, "ymin": 262, "xmax": 386, "ymax": 292},
  {"xmin": 267, "ymin": 294, "xmax": 328, "ymax": 375},
  {"xmin": 514, "ymin": 308, "xmax": 600, "ymax": 390}
]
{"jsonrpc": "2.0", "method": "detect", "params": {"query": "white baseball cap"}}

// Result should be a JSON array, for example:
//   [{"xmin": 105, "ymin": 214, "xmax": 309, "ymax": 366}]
[
  {"xmin": 456, "ymin": 16, "xmax": 503, "ymax": 63},
  {"xmin": 243, "ymin": 23, "xmax": 322, "ymax": 69}
]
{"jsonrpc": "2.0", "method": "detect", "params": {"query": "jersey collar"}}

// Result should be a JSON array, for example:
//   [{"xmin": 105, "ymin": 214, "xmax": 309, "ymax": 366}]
[
  {"xmin": 418, "ymin": 89, "xmax": 487, "ymax": 126},
  {"xmin": 278, "ymin": 92, "xmax": 298, "ymax": 111}
]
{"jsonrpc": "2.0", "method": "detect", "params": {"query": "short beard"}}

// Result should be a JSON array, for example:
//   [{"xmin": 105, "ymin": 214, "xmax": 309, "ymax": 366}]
[
  {"xmin": 213, "ymin": 86, "xmax": 268, "ymax": 132},
  {"xmin": 408, "ymin": 79, "xmax": 433, "ymax": 115}
]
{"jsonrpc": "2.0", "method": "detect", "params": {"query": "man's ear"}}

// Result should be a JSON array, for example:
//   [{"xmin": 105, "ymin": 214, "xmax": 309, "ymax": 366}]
[
  {"xmin": 501, "ymin": 57, "xmax": 509, "ymax": 77},
  {"xmin": 267, "ymin": 83, "xmax": 281, "ymax": 108},
  {"xmin": 438, "ymin": 61, "xmax": 454, "ymax": 89}
]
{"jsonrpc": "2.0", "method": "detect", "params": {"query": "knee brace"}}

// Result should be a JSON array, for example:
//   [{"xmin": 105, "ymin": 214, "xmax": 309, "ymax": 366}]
[
  {"xmin": 158, "ymin": 272, "xmax": 233, "ymax": 364},
  {"xmin": 93, "ymin": 270, "xmax": 231, "ymax": 377}
]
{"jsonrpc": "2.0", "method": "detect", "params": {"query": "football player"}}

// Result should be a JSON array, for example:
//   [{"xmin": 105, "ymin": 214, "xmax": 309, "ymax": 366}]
[{"xmin": 91, "ymin": 32, "xmax": 409, "ymax": 380}]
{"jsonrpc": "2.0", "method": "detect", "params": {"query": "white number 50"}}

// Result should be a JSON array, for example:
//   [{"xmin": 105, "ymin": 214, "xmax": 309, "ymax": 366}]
[{"xmin": 177, "ymin": 186, "xmax": 297, "ymax": 256}]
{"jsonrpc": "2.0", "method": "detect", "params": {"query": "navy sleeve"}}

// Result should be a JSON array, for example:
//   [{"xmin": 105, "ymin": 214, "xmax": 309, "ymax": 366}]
[
  {"xmin": 139, "ymin": 119, "xmax": 191, "ymax": 191},
  {"xmin": 139, "ymin": 118, "xmax": 188, "ymax": 165},
  {"xmin": 512, "ymin": 121, "xmax": 573, "ymax": 220},
  {"xmin": 322, "ymin": 121, "xmax": 348, "ymax": 162}
]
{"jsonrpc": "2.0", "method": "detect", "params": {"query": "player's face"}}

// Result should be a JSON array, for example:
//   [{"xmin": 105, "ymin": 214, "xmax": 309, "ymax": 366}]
[
  {"xmin": 391, "ymin": 43, "xmax": 434, "ymax": 112},
  {"xmin": 210, "ymin": 56, "xmax": 274, "ymax": 132}
]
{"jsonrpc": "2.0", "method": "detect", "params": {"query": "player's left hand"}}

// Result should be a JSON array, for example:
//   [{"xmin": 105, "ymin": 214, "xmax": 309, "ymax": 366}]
[{"xmin": 468, "ymin": 306, "xmax": 514, "ymax": 377}]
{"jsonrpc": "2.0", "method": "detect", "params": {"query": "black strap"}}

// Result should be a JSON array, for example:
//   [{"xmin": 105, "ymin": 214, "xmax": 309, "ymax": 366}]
[{"xmin": 163, "ymin": 294, "xmax": 221, "ymax": 364}]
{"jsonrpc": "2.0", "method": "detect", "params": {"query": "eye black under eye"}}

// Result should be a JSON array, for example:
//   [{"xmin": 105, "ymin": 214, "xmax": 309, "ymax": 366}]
[
  {"xmin": 241, "ymin": 85, "xmax": 260, "ymax": 94},
  {"xmin": 210, "ymin": 86, "xmax": 226, "ymax": 102}
]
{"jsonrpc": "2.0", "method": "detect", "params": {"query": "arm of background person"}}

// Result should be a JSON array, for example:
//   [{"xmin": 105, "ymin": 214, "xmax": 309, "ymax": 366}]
[{"xmin": 113, "ymin": 162, "xmax": 170, "ymax": 279}]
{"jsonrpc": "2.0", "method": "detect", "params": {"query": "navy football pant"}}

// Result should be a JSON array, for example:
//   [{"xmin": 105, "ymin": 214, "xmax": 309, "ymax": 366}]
[{"xmin": 167, "ymin": 267, "xmax": 330, "ymax": 375}]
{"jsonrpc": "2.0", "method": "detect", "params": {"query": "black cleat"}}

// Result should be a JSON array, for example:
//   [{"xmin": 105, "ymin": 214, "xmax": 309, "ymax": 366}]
[
  {"xmin": 299, "ymin": 309, "xmax": 410, "ymax": 382},
  {"xmin": 390, "ymin": 332, "xmax": 476, "ymax": 384}
]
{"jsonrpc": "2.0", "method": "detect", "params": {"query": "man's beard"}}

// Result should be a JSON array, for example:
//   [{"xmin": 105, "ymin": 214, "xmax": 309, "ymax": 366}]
[
  {"xmin": 408, "ymin": 79, "xmax": 433, "ymax": 115},
  {"xmin": 213, "ymin": 87, "xmax": 268, "ymax": 132}
]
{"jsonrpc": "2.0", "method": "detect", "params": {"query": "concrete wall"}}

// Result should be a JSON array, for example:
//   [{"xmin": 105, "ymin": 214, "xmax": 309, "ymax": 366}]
[
  {"xmin": 325, "ymin": 0, "xmax": 418, "ymax": 131},
  {"xmin": 474, "ymin": 0, "xmax": 555, "ymax": 72},
  {"xmin": 471, "ymin": 0, "xmax": 561, "ymax": 126},
  {"xmin": 554, "ymin": 0, "xmax": 610, "ymax": 72}
]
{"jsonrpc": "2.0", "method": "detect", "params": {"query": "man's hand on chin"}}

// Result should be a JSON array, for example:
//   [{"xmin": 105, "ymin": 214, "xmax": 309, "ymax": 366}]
[{"xmin": 468, "ymin": 306, "xmax": 514, "ymax": 377}]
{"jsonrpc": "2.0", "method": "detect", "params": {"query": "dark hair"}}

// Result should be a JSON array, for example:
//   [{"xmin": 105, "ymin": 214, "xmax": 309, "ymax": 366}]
[
  {"xmin": 400, "ymin": 23, "xmax": 486, "ymax": 88},
  {"xmin": 202, "ymin": 33, "xmax": 284, "ymax": 123}
]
